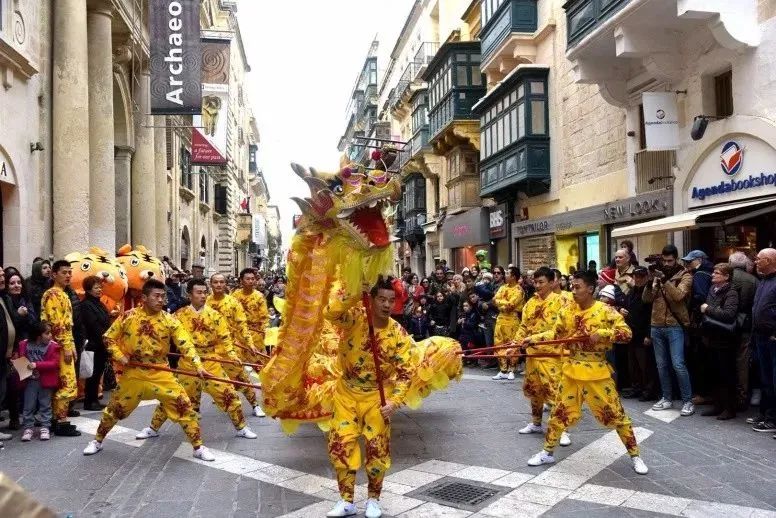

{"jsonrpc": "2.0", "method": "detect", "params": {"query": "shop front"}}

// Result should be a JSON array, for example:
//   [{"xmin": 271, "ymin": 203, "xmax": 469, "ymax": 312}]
[
  {"xmin": 513, "ymin": 190, "xmax": 672, "ymax": 273},
  {"xmin": 488, "ymin": 203, "xmax": 510, "ymax": 266},
  {"xmin": 613, "ymin": 134, "xmax": 776, "ymax": 262},
  {"xmin": 441, "ymin": 207, "xmax": 490, "ymax": 272}
]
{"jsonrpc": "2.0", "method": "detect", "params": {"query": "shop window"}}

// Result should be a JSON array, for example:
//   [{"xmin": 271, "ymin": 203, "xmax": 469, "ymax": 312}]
[{"xmin": 714, "ymin": 69, "xmax": 733, "ymax": 118}]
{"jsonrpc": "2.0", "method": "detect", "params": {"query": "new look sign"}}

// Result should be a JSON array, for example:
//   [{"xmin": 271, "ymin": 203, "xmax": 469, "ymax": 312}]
[
  {"xmin": 150, "ymin": 0, "xmax": 202, "ymax": 114},
  {"xmin": 688, "ymin": 135, "xmax": 776, "ymax": 208}
]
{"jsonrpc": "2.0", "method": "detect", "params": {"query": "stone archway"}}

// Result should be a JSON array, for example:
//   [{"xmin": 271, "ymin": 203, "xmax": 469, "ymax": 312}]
[
  {"xmin": 213, "ymin": 239, "xmax": 219, "ymax": 267},
  {"xmin": 200, "ymin": 235, "xmax": 207, "ymax": 269},
  {"xmin": 181, "ymin": 226, "xmax": 191, "ymax": 270},
  {"xmin": 0, "ymin": 144, "xmax": 19, "ymax": 266}
]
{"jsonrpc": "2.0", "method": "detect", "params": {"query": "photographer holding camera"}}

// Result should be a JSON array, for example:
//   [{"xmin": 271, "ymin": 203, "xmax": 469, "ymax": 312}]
[{"xmin": 643, "ymin": 245, "xmax": 695, "ymax": 416}]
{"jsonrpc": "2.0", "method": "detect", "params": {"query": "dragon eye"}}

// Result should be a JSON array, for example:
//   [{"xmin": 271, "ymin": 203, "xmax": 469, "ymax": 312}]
[{"xmin": 333, "ymin": 185, "xmax": 344, "ymax": 194}]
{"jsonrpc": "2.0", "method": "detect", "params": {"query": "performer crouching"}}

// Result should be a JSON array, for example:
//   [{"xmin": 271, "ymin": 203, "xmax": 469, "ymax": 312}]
[
  {"xmin": 525, "ymin": 270, "xmax": 648, "ymax": 475},
  {"xmin": 137, "ymin": 278, "xmax": 257, "ymax": 441},
  {"xmin": 325, "ymin": 276, "xmax": 414, "ymax": 518},
  {"xmin": 83, "ymin": 279, "xmax": 216, "ymax": 461}
]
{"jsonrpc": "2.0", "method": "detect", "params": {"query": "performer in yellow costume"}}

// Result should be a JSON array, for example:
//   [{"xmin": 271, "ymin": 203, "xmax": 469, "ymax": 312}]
[
  {"xmin": 41, "ymin": 260, "xmax": 80, "ymax": 437},
  {"xmin": 324, "ymin": 276, "xmax": 415, "ymax": 518},
  {"xmin": 83, "ymin": 279, "xmax": 217, "ymax": 461},
  {"xmin": 516, "ymin": 267, "xmax": 570, "ymax": 446},
  {"xmin": 492, "ymin": 266, "xmax": 525, "ymax": 380},
  {"xmin": 525, "ymin": 270, "xmax": 648, "ymax": 475},
  {"xmin": 207, "ymin": 273, "xmax": 264, "ymax": 417},
  {"xmin": 138, "ymin": 278, "xmax": 258, "ymax": 441},
  {"xmin": 231, "ymin": 268, "xmax": 270, "ymax": 355}
]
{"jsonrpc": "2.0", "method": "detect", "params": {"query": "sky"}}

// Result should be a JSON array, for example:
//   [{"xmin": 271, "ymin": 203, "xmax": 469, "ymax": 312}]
[{"xmin": 237, "ymin": 0, "xmax": 414, "ymax": 248}]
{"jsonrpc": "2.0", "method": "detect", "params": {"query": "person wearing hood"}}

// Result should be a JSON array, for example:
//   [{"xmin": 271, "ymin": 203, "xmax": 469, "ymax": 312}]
[{"xmin": 26, "ymin": 259, "xmax": 52, "ymax": 318}]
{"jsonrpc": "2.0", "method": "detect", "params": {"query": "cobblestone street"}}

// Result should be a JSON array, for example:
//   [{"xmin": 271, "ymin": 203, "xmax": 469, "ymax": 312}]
[{"xmin": 3, "ymin": 367, "xmax": 776, "ymax": 517}]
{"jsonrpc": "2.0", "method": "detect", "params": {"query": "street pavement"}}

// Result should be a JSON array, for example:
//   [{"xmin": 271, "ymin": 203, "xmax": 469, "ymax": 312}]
[{"xmin": 2, "ymin": 366, "xmax": 776, "ymax": 518}]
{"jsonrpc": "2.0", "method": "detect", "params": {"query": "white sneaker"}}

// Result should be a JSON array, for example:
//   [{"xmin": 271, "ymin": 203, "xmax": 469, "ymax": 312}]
[
  {"xmin": 193, "ymin": 446, "xmax": 215, "ymax": 461},
  {"xmin": 632, "ymin": 456, "xmax": 649, "ymax": 475},
  {"xmin": 527, "ymin": 450, "xmax": 555, "ymax": 466},
  {"xmin": 652, "ymin": 398, "xmax": 672, "ymax": 410},
  {"xmin": 751, "ymin": 388, "xmax": 762, "ymax": 406},
  {"xmin": 253, "ymin": 405, "xmax": 266, "ymax": 417},
  {"xmin": 236, "ymin": 426, "xmax": 257, "ymax": 439},
  {"xmin": 559, "ymin": 431, "xmax": 571, "ymax": 447},
  {"xmin": 83, "ymin": 440, "xmax": 103, "ymax": 456},
  {"xmin": 680, "ymin": 401, "xmax": 695, "ymax": 416},
  {"xmin": 326, "ymin": 499, "xmax": 357, "ymax": 517},
  {"xmin": 543, "ymin": 403, "xmax": 551, "ymax": 413},
  {"xmin": 492, "ymin": 372, "xmax": 509, "ymax": 380},
  {"xmin": 507, "ymin": 372, "xmax": 515, "ymax": 381},
  {"xmin": 519, "ymin": 423, "xmax": 543, "ymax": 434},
  {"xmin": 135, "ymin": 427, "xmax": 159, "ymax": 440},
  {"xmin": 365, "ymin": 498, "xmax": 382, "ymax": 518}
]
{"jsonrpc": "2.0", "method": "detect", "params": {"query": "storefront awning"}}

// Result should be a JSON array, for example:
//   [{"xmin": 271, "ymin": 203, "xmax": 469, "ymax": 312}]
[{"xmin": 611, "ymin": 197, "xmax": 776, "ymax": 238}]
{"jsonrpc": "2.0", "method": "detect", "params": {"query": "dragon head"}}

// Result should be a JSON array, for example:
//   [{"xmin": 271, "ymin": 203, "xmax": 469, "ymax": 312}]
[{"xmin": 290, "ymin": 146, "xmax": 401, "ymax": 250}]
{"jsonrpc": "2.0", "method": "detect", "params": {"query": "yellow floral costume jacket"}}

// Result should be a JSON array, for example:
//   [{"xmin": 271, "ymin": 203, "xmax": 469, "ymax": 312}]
[
  {"xmin": 494, "ymin": 283, "xmax": 525, "ymax": 319},
  {"xmin": 207, "ymin": 294, "xmax": 255, "ymax": 351},
  {"xmin": 104, "ymin": 307, "xmax": 201, "ymax": 368},
  {"xmin": 324, "ymin": 293, "xmax": 415, "ymax": 406},
  {"xmin": 516, "ymin": 292, "xmax": 565, "ymax": 354},
  {"xmin": 40, "ymin": 286, "xmax": 76, "ymax": 354},
  {"xmin": 174, "ymin": 305, "xmax": 240, "ymax": 363},
  {"xmin": 232, "ymin": 289, "xmax": 269, "ymax": 347},
  {"xmin": 531, "ymin": 300, "xmax": 632, "ymax": 380}
]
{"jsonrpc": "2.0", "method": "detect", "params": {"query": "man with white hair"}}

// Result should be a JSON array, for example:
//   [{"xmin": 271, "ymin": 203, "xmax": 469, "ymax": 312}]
[
  {"xmin": 729, "ymin": 251, "xmax": 758, "ymax": 410},
  {"xmin": 751, "ymin": 248, "xmax": 776, "ymax": 436}
]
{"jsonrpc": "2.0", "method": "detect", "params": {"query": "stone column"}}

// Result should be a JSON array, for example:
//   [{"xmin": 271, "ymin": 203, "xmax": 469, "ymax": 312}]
[
  {"xmin": 52, "ymin": 0, "xmax": 90, "ymax": 256},
  {"xmin": 154, "ymin": 119, "xmax": 169, "ymax": 256},
  {"xmin": 130, "ymin": 68, "xmax": 156, "ymax": 250},
  {"xmin": 87, "ymin": 4, "xmax": 115, "ymax": 252},
  {"xmin": 114, "ymin": 146, "xmax": 133, "ymax": 247}
]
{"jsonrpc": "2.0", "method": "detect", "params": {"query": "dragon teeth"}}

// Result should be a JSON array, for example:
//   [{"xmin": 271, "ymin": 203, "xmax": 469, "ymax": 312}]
[
  {"xmin": 337, "ymin": 208, "xmax": 355, "ymax": 218},
  {"xmin": 368, "ymin": 200, "xmax": 378, "ymax": 208}
]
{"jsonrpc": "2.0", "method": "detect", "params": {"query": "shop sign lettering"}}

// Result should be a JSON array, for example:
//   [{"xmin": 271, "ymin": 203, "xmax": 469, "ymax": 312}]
[
  {"xmin": 452, "ymin": 224, "xmax": 471, "ymax": 237},
  {"xmin": 604, "ymin": 198, "xmax": 667, "ymax": 220},
  {"xmin": 514, "ymin": 220, "xmax": 549, "ymax": 236}
]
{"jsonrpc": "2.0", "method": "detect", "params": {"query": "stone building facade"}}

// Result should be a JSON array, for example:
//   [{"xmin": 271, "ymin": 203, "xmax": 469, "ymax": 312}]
[{"xmin": 0, "ymin": 0, "xmax": 262, "ymax": 275}]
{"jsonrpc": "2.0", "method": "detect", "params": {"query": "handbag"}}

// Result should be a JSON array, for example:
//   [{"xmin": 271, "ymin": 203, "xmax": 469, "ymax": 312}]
[
  {"xmin": 79, "ymin": 350, "xmax": 95, "ymax": 379},
  {"xmin": 700, "ymin": 314, "xmax": 743, "ymax": 334}
]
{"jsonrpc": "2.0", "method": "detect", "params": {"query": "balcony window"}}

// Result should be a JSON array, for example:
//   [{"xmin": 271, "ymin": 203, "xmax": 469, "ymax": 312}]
[
  {"xmin": 180, "ymin": 148, "xmax": 193, "ymax": 190},
  {"xmin": 481, "ymin": 0, "xmax": 539, "ymax": 62},
  {"xmin": 403, "ymin": 173, "xmax": 426, "ymax": 212},
  {"xmin": 199, "ymin": 170, "xmax": 210, "ymax": 204},
  {"xmin": 565, "ymin": 0, "xmax": 631, "ymax": 47},
  {"xmin": 411, "ymin": 91, "xmax": 428, "ymax": 134}
]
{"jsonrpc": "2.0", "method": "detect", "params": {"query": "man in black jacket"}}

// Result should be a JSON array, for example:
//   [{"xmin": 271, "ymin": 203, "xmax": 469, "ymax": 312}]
[
  {"xmin": 751, "ymin": 248, "xmax": 776, "ymax": 435},
  {"xmin": 729, "ymin": 252, "xmax": 758, "ymax": 410},
  {"xmin": 621, "ymin": 267, "xmax": 657, "ymax": 401},
  {"xmin": 0, "ymin": 268, "xmax": 17, "ymax": 446}
]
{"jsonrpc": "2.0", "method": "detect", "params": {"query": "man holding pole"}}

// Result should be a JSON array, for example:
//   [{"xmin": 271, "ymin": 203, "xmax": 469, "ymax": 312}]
[
  {"xmin": 516, "ymin": 267, "xmax": 570, "ymax": 446},
  {"xmin": 137, "ymin": 278, "xmax": 257, "ymax": 441},
  {"xmin": 524, "ymin": 270, "xmax": 648, "ymax": 475},
  {"xmin": 325, "ymin": 276, "xmax": 415, "ymax": 518},
  {"xmin": 83, "ymin": 279, "xmax": 217, "ymax": 461},
  {"xmin": 207, "ymin": 273, "xmax": 265, "ymax": 417},
  {"xmin": 232, "ymin": 268, "xmax": 271, "ymax": 355}
]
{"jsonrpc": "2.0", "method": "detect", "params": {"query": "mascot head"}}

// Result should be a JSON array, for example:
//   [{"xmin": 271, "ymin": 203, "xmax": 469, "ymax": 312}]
[
  {"xmin": 64, "ymin": 247, "xmax": 128, "ymax": 312},
  {"xmin": 116, "ymin": 244, "xmax": 166, "ymax": 292}
]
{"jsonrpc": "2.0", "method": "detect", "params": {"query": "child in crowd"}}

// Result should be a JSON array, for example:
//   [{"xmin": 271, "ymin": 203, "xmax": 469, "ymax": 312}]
[
  {"xmin": 457, "ymin": 301, "xmax": 482, "ymax": 363},
  {"xmin": 407, "ymin": 305, "xmax": 430, "ymax": 342},
  {"xmin": 18, "ymin": 321, "xmax": 60, "ymax": 441}
]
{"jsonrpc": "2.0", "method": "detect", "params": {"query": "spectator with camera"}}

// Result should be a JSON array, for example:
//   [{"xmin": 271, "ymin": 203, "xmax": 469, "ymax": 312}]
[{"xmin": 643, "ymin": 245, "xmax": 695, "ymax": 416}]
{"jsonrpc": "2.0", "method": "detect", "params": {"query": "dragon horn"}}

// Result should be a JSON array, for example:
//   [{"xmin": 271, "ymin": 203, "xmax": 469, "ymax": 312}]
[
  {"xmin": 302, "ymin": 176, "xmax": 331, "ymax": 195},
  {"xmin": 290, "ymin": 197, "xmax": 316, "ymax": 218},
  {"xmin": 290, "ymin": 163, "xmax": 310, "ymax": 179}
]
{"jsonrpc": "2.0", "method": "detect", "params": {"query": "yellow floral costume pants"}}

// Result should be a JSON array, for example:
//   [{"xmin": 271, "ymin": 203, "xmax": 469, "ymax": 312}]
[
  {"xmin": 494, "ymin": 315, "xmax": 520, "ymax": 372},
  {"xmin": 149, "ymin": 360, "xmax": 246, "ymax": 431},
  {"xmin": 222, "ymin": 362, "xmax": 259, "ymax": 407},
  {"xmin": 327, "ymin": 383, "xmax": 391, "ymax": 502},
  {"xmin": 544, "ymin": 374, "xmax": 639, "ymax": 456},
  {"xmin": 95, "ymin": 366, "xmax": 203, "ymax": 448},
  {"xmin": 53, "ymin": 352, "xmax": 77, "ymax": 421},
  {"xmin": 522, "ymin": 358, "xmax": 562, "ymax": 426}
]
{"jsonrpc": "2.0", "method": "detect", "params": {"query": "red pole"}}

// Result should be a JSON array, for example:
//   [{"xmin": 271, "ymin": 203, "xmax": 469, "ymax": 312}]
[
  {"xmin": 126, "ymin": 362, "xmax": 262, "ymax": 390},
  {"xmin": 362, "ymin": 292, "xmax": 387, "ymax": 407},
  {"xmin": 456, "ymin": 336, "xmax": 588, "ymax": 355}
]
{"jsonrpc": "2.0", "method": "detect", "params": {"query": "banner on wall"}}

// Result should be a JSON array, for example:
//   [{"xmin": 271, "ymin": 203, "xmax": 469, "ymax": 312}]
[
  {"xmin": 642, "ymin": 92, "xmax": 679, "ymax": 150},
  {"xmin": 192, "ymin": 38, "xmax": 230, "ymax": 165},
  {"xmin": 252, "ymin": 215, "xmax": 267, "ymax": 248},
  {"xmin": 150, "ymin": 0, "xmax": 202, "ymax": 114}
]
